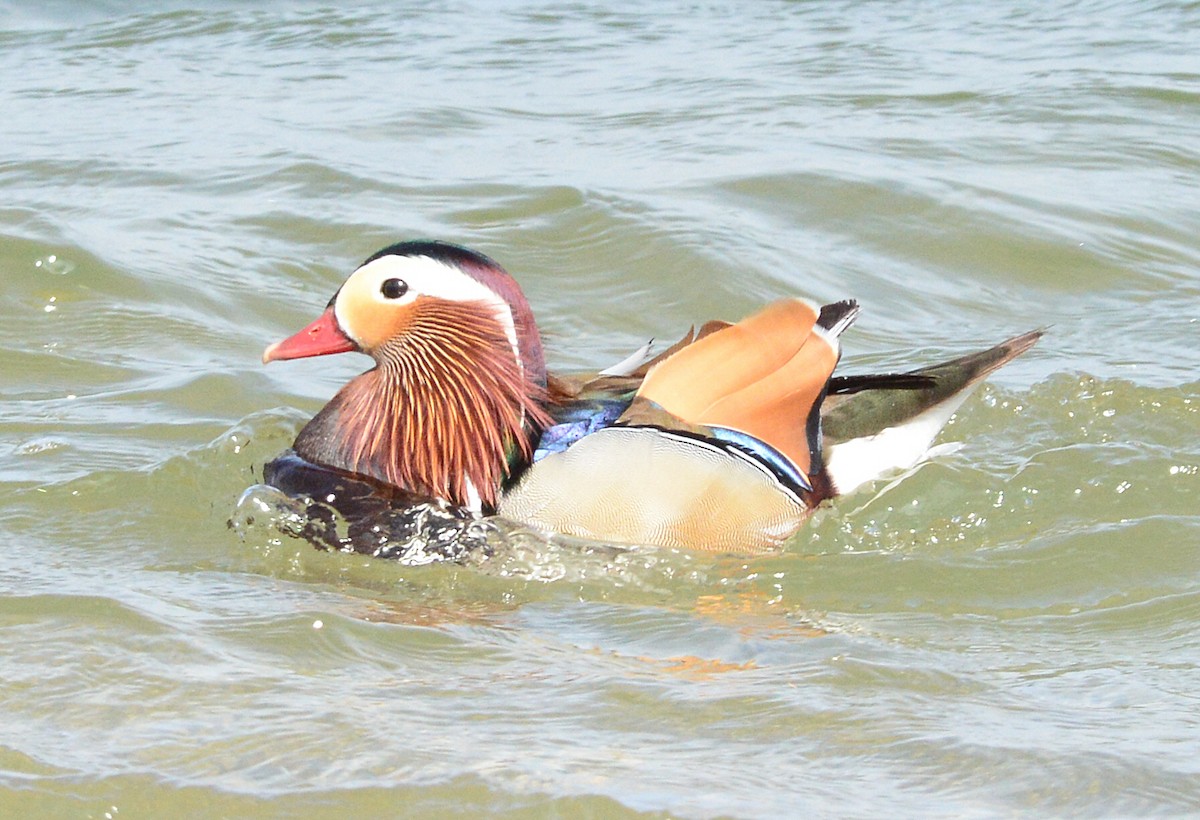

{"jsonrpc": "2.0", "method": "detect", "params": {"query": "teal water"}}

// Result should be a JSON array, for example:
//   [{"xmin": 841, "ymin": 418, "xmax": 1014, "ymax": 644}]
[{"xmin": 2, "ymin": 2, "xmax": 1199, "ymax": 816}]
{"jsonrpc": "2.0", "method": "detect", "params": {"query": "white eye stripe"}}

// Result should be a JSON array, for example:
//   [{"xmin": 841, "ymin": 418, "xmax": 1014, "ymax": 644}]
[
  {"xmin": 335, "ymin": 254, "xmax": 522, "ymax": 363},
  {"xmin": 364, "ymin": 278, "xmax": 419, "ymax": 306},
  {"xmin": 354, "ymin": 255, "xmax": 501, "ymax": 305}
]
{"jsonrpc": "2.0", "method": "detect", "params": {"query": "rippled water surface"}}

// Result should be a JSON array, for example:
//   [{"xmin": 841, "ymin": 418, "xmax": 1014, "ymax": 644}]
[{"xmin": 2, "ymin": 1, "xmax": 1199, "ymax": 816}]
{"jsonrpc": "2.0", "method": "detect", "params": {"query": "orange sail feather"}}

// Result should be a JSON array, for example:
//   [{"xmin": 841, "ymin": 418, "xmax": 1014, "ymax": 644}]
[{"xmin": 632, "ymin": 298, "xmax": 837, "ymax": 476}]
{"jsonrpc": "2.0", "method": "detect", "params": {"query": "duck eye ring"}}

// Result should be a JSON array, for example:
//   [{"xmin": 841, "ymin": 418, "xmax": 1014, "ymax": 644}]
[{"xmin": 380, "ymin": 278, "xmax": 408, "ymax": 299}]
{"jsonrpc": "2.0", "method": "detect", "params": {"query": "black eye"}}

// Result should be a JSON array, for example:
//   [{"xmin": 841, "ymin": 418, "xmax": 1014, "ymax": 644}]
[{"xmin": 380, "ymin": 278, "xmax": 408, "ymax": 299}]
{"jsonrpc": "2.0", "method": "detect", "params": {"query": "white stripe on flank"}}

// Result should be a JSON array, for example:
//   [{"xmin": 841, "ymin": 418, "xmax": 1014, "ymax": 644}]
[{"xmin": 824, "ymin": 389, "xmax": 977, "ymax": 497}]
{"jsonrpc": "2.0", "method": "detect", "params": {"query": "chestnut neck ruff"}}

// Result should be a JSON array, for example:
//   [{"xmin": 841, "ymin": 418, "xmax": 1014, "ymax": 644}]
[{"xmin": 293, "ymin": 299, "xmax": 552, "ymax": 509}]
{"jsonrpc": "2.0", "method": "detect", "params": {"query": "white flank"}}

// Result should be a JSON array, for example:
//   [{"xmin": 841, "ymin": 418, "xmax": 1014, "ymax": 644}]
[{"xmin": 824, "ymin": 389, "xmax": 977, "ymax": 497}]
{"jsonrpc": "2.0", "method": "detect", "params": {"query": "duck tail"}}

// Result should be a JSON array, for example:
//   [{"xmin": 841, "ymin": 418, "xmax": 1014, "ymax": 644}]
[{"xmin": 819, "ymin": 329, "xmax": 1044, "ymax": 497}]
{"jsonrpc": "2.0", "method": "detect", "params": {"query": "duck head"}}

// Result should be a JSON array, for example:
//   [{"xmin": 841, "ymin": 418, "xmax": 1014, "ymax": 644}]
[{"xmin": 264, "ymin": 241, "xmax": 552, "ymax": 510}]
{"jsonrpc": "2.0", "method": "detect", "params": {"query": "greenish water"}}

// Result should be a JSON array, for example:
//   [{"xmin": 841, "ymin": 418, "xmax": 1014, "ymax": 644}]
[{"xmin": 2, "ymin": 2, "xmax": 1199, "ymax": 816}]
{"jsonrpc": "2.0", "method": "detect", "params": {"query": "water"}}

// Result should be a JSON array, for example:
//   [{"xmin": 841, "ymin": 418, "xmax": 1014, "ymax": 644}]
[{"xmin": 2, "ymin": 1, "xmax": 1198, "ymax": 816}]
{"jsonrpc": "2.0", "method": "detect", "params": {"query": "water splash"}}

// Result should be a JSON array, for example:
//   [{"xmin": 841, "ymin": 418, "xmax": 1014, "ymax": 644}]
[{"xmin": 230, "ymin": 483, "xmax": 498, "ymax": 565}]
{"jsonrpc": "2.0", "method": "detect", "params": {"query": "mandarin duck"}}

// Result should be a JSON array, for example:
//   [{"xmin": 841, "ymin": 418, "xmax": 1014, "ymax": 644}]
[{"xmin": 262, "ymin": 240, "xmax": 1040, "ymax": 554}]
